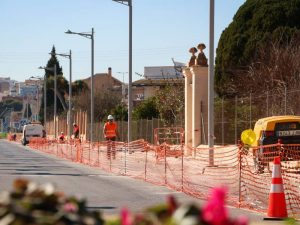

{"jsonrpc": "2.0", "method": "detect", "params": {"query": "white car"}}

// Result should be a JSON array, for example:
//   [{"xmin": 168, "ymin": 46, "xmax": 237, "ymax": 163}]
[{"xmin": 21, "ymin": 123, "xmax": 46, "ymax": 145}]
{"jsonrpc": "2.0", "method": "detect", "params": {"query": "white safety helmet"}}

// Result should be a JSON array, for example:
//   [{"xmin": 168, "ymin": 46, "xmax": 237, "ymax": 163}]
[{"xmin": 107, "ymin": 115, "xmax": 114, "ymax": 120}]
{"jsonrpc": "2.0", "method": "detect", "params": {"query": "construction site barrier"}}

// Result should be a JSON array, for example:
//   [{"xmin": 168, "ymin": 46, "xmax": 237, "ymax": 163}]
[
  {"xmin": 239, "ymin": 142, "xmax": 300, "ymax": 218},
  {"xmin": 25, "ymin": 134, "xmax": 300, "ymax": 219}
]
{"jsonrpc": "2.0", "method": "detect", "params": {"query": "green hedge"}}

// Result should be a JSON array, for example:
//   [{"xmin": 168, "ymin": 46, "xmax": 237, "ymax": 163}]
[{"xmin": 0, "ymin": 132, "xmax": 7, "ymax": 139}]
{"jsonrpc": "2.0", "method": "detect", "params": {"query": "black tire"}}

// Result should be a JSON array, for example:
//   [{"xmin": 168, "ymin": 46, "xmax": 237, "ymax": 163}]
[{"xmin": 21, "ymin": 139, "xmax": 27, "ymax": 146}]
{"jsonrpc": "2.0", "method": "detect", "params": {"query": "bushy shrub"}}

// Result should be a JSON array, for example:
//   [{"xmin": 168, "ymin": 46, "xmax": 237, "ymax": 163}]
[{"xmin": 0, "ymin": 179, "xmax": 104, "ymax": 225}]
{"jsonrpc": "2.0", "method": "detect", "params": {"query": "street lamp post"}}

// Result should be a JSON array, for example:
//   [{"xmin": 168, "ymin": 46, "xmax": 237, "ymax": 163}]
[
  {"xmin": 36, "ymin": 85, "xmax": 39, "ymax": 121},
  {"xmin": 112, "ymin": 0, "xmax": 133, "ymax": 144},
  {"xmin": 44, "ymin": 75, "xmax": 47, "ymax": 131},
  {"xmin": 50, "ymin": 50, "xmax": 72, "ymax": 139},
  {"xmin": 54, "ymin": 65, "xmax": 57, "ymax": 139},
  {"xmin": 208, "ymin": 0, "xmax": 215, "ymax": 166},
  {"xmin": 26, "ymin": 96, "xmax": 29, "ymax": 120},
  {"xmin": 34, "ymin": 73, "xmax": 47, "ymax": 132},
  {"xmin": 65, "ymin": 29, "xmax": 94, "ymax": 143},
  {"xmin": 39, "ymin": 65, "xmax": 57, "ymax": 138},
  {"xmin": 29, "ymin": 76, "xmax": 43, "ymax": 121}
]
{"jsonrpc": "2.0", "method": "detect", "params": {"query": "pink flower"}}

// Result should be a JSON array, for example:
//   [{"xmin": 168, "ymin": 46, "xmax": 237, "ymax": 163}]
[
  {"xmin": 202, "ymin": 186, "xmax": 229, "ymax": 225},
  {"xmin": 121, "ymin": 208, "xmax": 132, "ymax": 225},
  {"xmin": 63, "ymin": 202, "xmax": 78, "ymax": 213}
]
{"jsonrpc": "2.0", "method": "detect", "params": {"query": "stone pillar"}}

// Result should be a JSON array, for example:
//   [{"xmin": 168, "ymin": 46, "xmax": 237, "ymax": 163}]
[
  {"xmin": 184, "ymin": 66, "xmax": 208, "ymax": 148},
  {"xmin": 183, "ymin": 68, "xmax": 192, "ymax": 146}
]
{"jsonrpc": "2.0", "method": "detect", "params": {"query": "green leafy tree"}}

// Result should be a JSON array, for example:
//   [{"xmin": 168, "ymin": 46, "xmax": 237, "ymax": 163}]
[
  {"xmin": 133, "ymin": 97, "xmax": 159, "ymax": 120},
  {"xmin": 215, "ymin": 0, "xmax": 300, "ymax": 97},
  {"xmin": 0, "ymin": 99, "xmax": 22, "ymax": 112},
  {"xmin": 112, "ymin": 103, "xmax": 128, "ymax": 121},
  {"xmin": 72, "ymin": 80, "xmax": 89, "ymax": 95},
  {"xmin": 154, "ymin": 84, "xmax": 184, "ymax": 126}
]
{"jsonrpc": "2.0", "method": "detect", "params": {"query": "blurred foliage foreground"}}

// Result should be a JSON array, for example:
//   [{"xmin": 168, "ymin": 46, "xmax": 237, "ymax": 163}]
[{"xmin": 0, "ymin": 179, "xmax": 251, "ymax": 225}]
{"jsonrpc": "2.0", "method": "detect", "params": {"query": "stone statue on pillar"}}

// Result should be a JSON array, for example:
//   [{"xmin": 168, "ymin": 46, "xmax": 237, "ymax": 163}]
[
  {"xmin": 188, "ymin": 47, "xmax": 197, "ymax": 67},
  {"xmin": 184, "ymin": 43, "xmax": 209, "ymax": 148},
  {"xmin": 196, "ymin": 43, "xmax": 208, "ymax": 67}
]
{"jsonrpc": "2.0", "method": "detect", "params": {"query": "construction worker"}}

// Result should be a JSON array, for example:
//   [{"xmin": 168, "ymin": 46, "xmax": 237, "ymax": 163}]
[
  {"xmin": 73, "ymin": 123, "xmax": 80, "ymax": 139},
  {"xmin": 58, "ymin": 132, "xmax": 65, "ymax": 142},
  {"xmin": 72, "ymin": 123, "xmax": 80, "ymax": 146},
  {"xmin": 103, "ymin": 115, "xmax": 118, "ymax": 159}
]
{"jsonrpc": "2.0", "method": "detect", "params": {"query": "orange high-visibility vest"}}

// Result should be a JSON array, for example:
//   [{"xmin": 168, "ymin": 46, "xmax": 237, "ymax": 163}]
[{"xmin": 104, "ymin": 122, "xmax": 117, "ymax": 138}]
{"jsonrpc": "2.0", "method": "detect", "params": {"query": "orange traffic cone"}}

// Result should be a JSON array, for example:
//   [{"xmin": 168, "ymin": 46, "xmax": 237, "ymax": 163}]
[{"xmin": 264, "ymin": 156, "xmax": 288, "ymax": 220}]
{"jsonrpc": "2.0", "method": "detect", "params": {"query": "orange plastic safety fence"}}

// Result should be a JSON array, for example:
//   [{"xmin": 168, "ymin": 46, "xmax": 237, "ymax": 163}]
[
  {"xmin": 183, "ymin": 145, "xmax": 240, "ymax": 205},
  {"xmin": 240, "ymin": 143, "xmax": 300, "ymax": 218},
  {"xmin": 154, "ymin": 127, "xmax": 184, "ymax": 145},
  {"xmin": 26, "ymin": 137, "xmax": 300, "ymax": 219}
]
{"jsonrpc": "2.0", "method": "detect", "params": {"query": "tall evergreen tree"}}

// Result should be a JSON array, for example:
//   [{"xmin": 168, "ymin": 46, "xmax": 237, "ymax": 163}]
[
  {"xmin": 215, "ymin": 0, "xmax": 300, "ymax": 97},
  {"xmin": 39, "ymin": 46, "xmax": 69, "ymax": 123}
]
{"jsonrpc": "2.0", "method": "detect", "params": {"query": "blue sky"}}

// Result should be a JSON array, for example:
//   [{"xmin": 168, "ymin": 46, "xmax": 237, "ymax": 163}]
[{"xmin": 0, "ymin": 0, "xmax": 245, "ymax": 83}]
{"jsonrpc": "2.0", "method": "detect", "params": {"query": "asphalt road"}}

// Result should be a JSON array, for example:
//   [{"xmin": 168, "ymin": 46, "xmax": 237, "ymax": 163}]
[{"xmin": 0, "ymin": 140, "xmax": 290, "ymax": 224}]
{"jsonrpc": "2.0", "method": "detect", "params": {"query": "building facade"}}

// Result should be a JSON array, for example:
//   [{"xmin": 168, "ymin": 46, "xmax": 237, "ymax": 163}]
[{"xmin": 132, "ymin": 66, "xmax": 184, "ymax": 106}]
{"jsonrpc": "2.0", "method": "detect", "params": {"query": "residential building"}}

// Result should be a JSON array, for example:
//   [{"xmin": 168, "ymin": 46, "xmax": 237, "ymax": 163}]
[
  {"xmin": 0, "ymin": 77, "xmax": 18, "ymax": 97},
  {"xmin": 17, "ymin": 80, "xmax": 42, "ymax": 122},
  {"xmin": 19, "ymin": 85, "xmax": 38, "ymax": 97},
  {"xmin": 82, "ymin": 67, "xmax": 125, "ymax": 101},
  {"xmin": 132, "ymin": 65, "xmax": 184, "ymax": 106}
]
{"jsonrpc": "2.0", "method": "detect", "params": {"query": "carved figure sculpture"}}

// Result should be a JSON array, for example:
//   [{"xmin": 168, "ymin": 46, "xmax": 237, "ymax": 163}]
[
  {"xmin": 188, "ymin": 47, "xmax": 197, "ymax": 67},
  {"xmin": 196, "ymin": 43, "xmax": 208, "ymax": 66}
]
